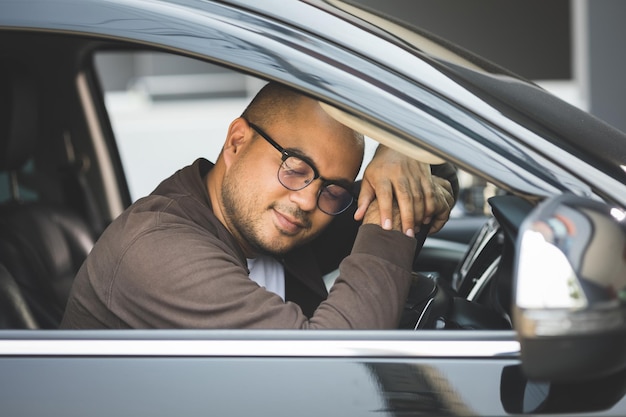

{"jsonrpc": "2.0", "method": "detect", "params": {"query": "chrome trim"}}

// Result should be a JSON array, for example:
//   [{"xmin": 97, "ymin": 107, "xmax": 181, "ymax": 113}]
[
  {"xmin": 467, "ymin": 255, "xmax": 501, "ymax": 302},
  {"xmin": 458, "ymin": 218, "xmax": 499, "ymax": 280},
  {"xmin": 414, "ymin": 298, "xmax": 435, "ymax": 330},
  {"xmin": 0, "ymin": 338, "xmax": 519, "ymax": 358},
  {"xmin": 453, "ymin": 217, "xmax": 499, "ymax": 292}
]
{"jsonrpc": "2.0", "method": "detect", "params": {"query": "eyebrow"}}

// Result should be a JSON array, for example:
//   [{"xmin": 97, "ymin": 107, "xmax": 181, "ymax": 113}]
[
  {"xmin": 283, "ymin": 146, "xmax": 354, "ymax": 190},
  {"xmin": 248, "ymin": 120, "xmax": 354, "ymax": 189}
]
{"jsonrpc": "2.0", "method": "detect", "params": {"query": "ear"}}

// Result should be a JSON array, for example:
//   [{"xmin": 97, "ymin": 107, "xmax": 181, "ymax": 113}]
[{"xmin": 222, "ymin": 117, "xmax": 252, "ymax": 168}]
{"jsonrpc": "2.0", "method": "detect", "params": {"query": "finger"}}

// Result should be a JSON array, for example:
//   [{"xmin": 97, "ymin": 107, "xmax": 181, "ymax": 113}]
[
  {"xmin": 393, "ymin": 177, "xmax": 418, "ymax": 236},
  {"xmin": 354, "ymin": 180, "xmax": 376, "ymax": 221},
  {"xmin": 374, "ymin": 180, "xmax": 394, "ymax": 229},
  {"xmin": 417, "ymin": 174, "xmax": 437, "ymax": 225},
  {"xmin": 395, "ymin": 162, "xmax": 431, "ymax": 232},
  {"xmin": 429, "ymin": 214, "xmax": 449, "ymax": 234},
  {"xmin": 434, "ymin": 176, "xmax": 454, "ymax": 198},
  {"xmin": 428, "ymin": 196, "xmax": 452, "ymax": 233},
  {"xmin": 427, "ymin": 180, "xmax": 455, "ymax": 234},
  {"xmin": 434, "ymin": 179, "xmax": 455, "ymax": 219}
]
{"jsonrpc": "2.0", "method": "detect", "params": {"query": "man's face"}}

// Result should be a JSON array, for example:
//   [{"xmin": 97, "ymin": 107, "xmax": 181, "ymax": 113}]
[{"xmin": 221, "ymin": 104, "xmax": 363, "ymax": 256}]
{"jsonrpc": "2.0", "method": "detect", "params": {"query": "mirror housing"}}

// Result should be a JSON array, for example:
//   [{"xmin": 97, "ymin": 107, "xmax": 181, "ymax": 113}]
[{"xmin": 513, "ymin": 194, "xmax": 626, "ymax": 382}]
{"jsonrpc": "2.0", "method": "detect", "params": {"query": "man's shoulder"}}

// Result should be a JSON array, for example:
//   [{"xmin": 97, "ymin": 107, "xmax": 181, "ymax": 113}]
[
  {"xmin": 95, "ymin": 192, "xmax": 229, "ymax": 271},
  {"xmin": 128, "ymin": 158, "xmax": 217, "ymax": 229},
  {"xmin": 125, "ymin": 191, "xmax": 218, "ymax": 237}
]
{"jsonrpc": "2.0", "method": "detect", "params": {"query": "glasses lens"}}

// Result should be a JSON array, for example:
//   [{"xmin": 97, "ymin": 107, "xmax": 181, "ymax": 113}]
[
  {"xmin": 318, "ymin": 184, "xmax": 353, "ymax": 215},
  {"xmin": 278, "ymin": 156, "xmax": 353, "ymax": 215},
  {"xmin": 278, "ymin": 157, "xmax": 315, "ymax": 190}
]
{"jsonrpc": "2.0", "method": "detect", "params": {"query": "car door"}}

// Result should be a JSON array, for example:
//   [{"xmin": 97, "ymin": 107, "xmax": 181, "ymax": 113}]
[{"xmin": 0, "ymin": 1, "xmax": 624, "ymax": 416}]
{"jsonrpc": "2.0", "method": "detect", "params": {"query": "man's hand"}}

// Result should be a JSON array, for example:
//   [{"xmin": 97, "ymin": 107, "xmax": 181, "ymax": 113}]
[
  {"xmin": 354, "ymin": 145, "xmax": 455, "ymax": 236},
  {"xmin": 361, "ymin": 198, "xmax": 403, "ymax": 232}
]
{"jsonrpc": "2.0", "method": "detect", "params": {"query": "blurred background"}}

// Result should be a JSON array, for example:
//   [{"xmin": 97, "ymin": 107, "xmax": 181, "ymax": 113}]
[{"xmin": 354, "ymin": 0, "xmax": 625, "ymax": 126}]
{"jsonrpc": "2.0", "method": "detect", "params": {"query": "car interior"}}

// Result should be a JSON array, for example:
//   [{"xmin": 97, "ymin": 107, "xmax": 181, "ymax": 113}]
[
  {"xmin": 0, "ymin": 33, "xmax": 111, "ymax": 329},
  {"xmin": 0, "ymin": 30, "xmax": 523, "ymax": 332},
  {"xmin": 0, "ymin": 50, "xmax": 97, "ymax": 328}
]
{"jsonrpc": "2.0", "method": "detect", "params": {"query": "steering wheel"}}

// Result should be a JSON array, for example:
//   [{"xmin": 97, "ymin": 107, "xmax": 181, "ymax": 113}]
[
  {"xmin": 399, "ymin": 196, "xmax": 528, "ymax": 330},
  {"xmin": 400, "ymin": 272, "xmax": 511, "ymax": 330}
]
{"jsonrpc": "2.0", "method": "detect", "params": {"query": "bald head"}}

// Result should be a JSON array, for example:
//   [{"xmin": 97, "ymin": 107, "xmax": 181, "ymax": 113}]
[{"xmin": 241, "ymin": 82, "xmax": 365, "ymax": 151}]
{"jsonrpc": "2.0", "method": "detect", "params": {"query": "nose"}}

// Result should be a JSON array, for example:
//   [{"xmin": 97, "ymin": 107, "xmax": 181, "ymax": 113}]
[{"xmin": 288, "ymin": 181, "xmax": 320, "ymax": 213}]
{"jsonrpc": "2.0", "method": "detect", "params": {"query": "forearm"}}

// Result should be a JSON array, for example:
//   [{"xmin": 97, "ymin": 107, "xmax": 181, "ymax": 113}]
[
  {"xmin": 310, "ymin": 224, "xmax": 416, "ymax": 329},
  {"xmin": 111, "ymin": 226, "xmax": 413, "ymax": 330}
]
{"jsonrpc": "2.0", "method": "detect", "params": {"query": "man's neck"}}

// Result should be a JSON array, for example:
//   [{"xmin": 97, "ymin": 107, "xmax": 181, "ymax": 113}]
[{"xmin": 205, "ymin": 167, "xmax": 258, "ymax": 258}]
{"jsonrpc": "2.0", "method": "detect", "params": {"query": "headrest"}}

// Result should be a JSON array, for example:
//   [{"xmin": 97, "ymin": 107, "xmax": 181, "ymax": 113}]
[{"xmin": 0, "ymin": 64, "xmax": 39, "ymax": 172}]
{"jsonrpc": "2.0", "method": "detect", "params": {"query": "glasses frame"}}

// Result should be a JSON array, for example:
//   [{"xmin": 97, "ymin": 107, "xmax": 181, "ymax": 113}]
[{"xmin": 246, "ymin": 120, "xmax": 355, "ymax": 215}]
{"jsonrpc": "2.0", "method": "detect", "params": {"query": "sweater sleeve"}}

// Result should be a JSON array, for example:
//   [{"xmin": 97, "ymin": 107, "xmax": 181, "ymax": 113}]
[
  {"xmin": 309, "ymin": 224, "xmax": 416, "ymax": 329},
  {"xmin": 104, "ymin": 212, "xmax": 415, "ymax": 330}
]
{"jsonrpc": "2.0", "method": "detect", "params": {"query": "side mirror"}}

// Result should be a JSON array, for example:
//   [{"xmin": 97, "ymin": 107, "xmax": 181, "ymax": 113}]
[{"xmin": 513, "ymin": 194, "xmax": 626, "ymax": 382}]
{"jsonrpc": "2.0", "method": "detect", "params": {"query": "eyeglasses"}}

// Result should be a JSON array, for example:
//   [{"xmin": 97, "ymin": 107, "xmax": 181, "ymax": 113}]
[{"xmin": 247, "ymin": 121, "xmax": 355, "ymax": 216}]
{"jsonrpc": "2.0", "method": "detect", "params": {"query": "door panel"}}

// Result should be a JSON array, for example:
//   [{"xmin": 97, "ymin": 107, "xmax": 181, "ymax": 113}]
[{"xmin": 0, "ymin": 356, "xmax": 514, "ymax": 416}]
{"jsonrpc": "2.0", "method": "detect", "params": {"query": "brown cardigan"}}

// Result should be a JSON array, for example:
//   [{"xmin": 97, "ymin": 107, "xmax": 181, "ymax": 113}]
[{"xmin": 61, "ymin": 158, "xmax": 456, "ymax": 329}]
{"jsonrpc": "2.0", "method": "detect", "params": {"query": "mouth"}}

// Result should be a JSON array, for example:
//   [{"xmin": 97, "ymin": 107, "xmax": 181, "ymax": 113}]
[{"xmin": 273, "ymin": 209, "xmax": 308, "ymax": 236}]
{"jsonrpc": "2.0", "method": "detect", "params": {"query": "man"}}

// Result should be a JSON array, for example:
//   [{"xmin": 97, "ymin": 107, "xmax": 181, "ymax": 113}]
[{"xmin": 60, "ymin": 82, "xmax": 457, "ymax": 329}]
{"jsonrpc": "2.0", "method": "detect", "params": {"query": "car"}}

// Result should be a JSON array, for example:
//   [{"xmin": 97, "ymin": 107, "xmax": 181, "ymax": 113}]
[{"xmin": 0, "ymin": 0, "xmax": 625, "ymax": 416}]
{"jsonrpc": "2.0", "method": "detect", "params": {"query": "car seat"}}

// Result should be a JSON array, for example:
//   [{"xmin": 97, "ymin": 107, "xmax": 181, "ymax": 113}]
[
  {"xmin": 0, "ymin": 63, "xmax": 95, "ymax": 328},
  {"xmin": 0, "ymin": 263, "xmax": 37, "ymax": 329}
]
